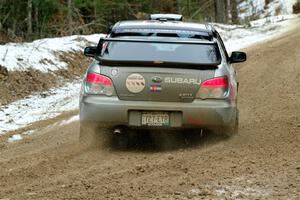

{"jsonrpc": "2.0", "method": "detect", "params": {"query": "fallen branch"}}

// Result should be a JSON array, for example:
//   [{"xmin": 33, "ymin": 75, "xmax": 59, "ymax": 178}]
[{"xmin": 2, "ymin": 48, "xmax": 8, "ymax": 61}]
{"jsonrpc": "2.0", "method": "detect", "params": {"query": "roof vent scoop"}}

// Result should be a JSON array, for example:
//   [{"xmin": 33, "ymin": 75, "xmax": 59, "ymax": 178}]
[{"xmin": 150, "ymin": 14, "xmax": 183, "ymax": 21}]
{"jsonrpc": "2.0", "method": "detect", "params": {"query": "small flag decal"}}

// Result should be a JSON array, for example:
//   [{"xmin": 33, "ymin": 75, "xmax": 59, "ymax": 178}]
[{"xmin": 150, "ymin": 84, "xmax": 162, "ymax": 92}]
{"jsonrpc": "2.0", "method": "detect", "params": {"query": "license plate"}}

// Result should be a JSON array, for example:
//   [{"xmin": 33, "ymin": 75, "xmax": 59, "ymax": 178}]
[{"xmin": 141, "ymin": 112, "xmax": 170, "ymax": 127}]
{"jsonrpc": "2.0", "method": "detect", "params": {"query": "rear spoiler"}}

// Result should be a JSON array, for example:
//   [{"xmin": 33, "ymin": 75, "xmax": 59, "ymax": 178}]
[
  {"xmin": 98, "ymin": 37, "xmax": 215, "ymax": 44},
  {"xmin": 96, "ymin": 37, "xmax": 216, "ymax": 53},
  {"xmin": 95, "ymin": 38, "xmax": 221, "ymax": 67}
]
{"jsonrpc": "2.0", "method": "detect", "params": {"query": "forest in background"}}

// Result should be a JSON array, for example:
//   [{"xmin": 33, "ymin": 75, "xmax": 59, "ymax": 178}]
[{"xmin": 0, "ymin": 0, "xmax": 299, "ymax": 43}]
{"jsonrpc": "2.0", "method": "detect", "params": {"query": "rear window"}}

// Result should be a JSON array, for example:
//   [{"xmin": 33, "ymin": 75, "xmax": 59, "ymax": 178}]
[{"xmin": 101, "ymin": 37, "xmax": 220, "ymax": 65}]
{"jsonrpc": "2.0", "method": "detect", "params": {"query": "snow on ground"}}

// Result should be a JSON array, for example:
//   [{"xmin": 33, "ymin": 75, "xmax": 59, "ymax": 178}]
[
  {"xmin": 181, "ymin": 176, "xmax": 273, "ymax": 199},
  {"xmin": 238, "ymin": 0, "xmax": 297, "ymax": 19},
  {"xmin": 7, "ymin": 134, "xmax": 23, "ymax": 142},
  {"xmin": 0, "ymin": 34, "xmax": 104, "ymax": 72},
  {"xmin": 216, "ymin": 14, "xmax": 298, "ymax": 52},
  {"xmin": 0, "ymin": 15, "xmax": 298, "ymax": 141},
  {"xmin": 6, "ymin": 115, "xmax": 79, "ymax": 142},
  {"xmin": 60, "ymin": 115, "xmax": 80, "ymax": 126},
  {"xmin": 0, "ymin": 81, "xmax": 81, "ymax": 136}
]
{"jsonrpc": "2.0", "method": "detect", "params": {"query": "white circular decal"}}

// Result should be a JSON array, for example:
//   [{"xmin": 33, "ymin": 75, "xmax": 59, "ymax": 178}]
[
  {"xmin": 111, "ymin": 68, "xmax": 119, "ymax": 76},
  {"xmin": 126, "ymin": 74, "xmax": 145, "ymax": 93}
]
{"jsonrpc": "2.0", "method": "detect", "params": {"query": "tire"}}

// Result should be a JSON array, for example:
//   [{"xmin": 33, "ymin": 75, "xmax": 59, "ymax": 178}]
[
  {"xmin": 214, "ymin": 110, "xmax": 239, "ymax": 138},
  {"xmin": 223, "ymin": 123, "xmax": 238, "ymax": 138},
  {"xmin": 223, "ymin": 110, "xmax": 239, "ymax": 137}
]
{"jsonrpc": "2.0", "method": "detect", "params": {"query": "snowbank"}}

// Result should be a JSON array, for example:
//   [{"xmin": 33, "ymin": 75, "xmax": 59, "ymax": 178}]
[
  {"xmin": 0, "ymin": 34, "xmax": 104, "ymax": 72},
  {"xmin": 216, "ymin": 15, "xmax": 297, "ymax": 52}
]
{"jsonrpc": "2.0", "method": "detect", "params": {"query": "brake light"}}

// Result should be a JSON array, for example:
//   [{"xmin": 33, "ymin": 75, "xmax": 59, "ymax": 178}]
[
  {"xmin": 85, "ymin": 73, "xmax": 114, "ymax": 96},
  {"xmin": 201, "ymin": 77, "xmax": 228, "ymax": 88},
  {"xmin": 196, "ymin": 76, "xmax": 229, "ymax": 99},
  {"xmin": 87, "ymin": 73, "xmax": 112, "ymax": 86}
]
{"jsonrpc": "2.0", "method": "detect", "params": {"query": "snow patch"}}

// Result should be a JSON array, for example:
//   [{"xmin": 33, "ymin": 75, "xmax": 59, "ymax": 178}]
[
  {"xmin": 183, "ymin": 177, "xmax": 272, "ymax": 199},
  {"xmin": 0, "ymin": 82, "xmax": 81, "ymax": 135},
  {"xmin": 7, "ymin": 130, "xmax": 35, "ymax": 142},
  {"xmin": 214, "ymin": 185, "xmax": 272, "ymax": 198},
  {"xmin": 23, "ymin": 130, "xmax": 35, "ymax": 135},
  {"xmin": 60, "ymin": 115, "xmax": 79, "ymax": 126},
  {"xmin": 8, "ymin": 134, "xmax": 23, "ymax": 142}
]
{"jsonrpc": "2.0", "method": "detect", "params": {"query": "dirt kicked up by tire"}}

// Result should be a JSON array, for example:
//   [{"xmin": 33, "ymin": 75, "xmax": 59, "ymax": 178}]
[{"xmin": 0, "ymin": 18, "xmax": 300, "ymax": 199}]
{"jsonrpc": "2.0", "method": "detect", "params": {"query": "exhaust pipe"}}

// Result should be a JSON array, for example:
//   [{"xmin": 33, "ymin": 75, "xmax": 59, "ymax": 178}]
[
  {"xmin": 113, "ymin": 128, "xmax": 122, "ymax": 134},
  {"xmin": 200, "ymin": 129, "xmax": 204, "ymax": 137}
]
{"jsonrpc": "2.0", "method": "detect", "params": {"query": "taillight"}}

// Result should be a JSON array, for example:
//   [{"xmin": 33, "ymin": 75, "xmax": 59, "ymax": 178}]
[
  {"xmin": 196, "ymin": 76, "xmax": 229, "ymax": 99},
  {"xmin": 85, "ymin": 72, "xmax": 115, "ymax": 96}
]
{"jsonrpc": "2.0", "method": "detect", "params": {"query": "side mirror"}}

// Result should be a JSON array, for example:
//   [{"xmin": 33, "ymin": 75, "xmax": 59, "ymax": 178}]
[
  {"xmin": 84, "ymin": 46, "xmax": 97, "ymax": 57},
  {"xmin": 230, "ymin": 51, "xmax": 247, "ymax": 63}
]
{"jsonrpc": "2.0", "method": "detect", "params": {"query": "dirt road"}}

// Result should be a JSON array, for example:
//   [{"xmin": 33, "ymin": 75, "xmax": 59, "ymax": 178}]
[{"xmin": 1, "ymin": 19, "xmax": 299, "ymax": 200}]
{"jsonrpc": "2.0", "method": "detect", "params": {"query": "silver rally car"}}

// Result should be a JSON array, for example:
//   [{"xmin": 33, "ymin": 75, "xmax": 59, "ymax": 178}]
[{"xmin": 80, "ymin": 14, "xmax": 246, "ymax": 142}]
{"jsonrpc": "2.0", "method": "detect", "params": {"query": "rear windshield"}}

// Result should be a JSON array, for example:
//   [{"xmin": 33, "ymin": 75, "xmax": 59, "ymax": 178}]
[{"xmin": 101, "ymin": 37, "xmax": 221, "ymax": 65}]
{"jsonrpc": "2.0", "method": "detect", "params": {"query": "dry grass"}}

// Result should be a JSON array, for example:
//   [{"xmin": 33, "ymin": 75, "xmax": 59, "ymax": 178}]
[{"xmin": 0, "ymin": 51, "xmax": 91, "ymax": 106}]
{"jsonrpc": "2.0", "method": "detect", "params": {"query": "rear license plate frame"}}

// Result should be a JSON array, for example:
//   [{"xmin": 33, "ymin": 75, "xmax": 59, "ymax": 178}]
[{"xmin": 141, "ymin": 112, "xmax": 170, "ymax": 127}]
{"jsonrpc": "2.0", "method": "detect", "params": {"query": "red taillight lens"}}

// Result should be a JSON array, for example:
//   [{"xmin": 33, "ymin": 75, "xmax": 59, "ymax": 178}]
[
  {"xmin": 196, "ymin": 76, "xmax": 229, "ymax": 99},
  {"xmin": 87, "ymin": 73, "xmax": 112, "ymax": 86},
  {"xmin": 85, "ymin": 73, "xmax": 114, "ymax": 96},
  {"xmin": 201, "ymin": 77, "xmax": 228, "ymax": 88}
]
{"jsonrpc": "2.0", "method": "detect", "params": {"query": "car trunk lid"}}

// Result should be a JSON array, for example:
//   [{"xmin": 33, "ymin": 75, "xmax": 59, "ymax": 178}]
[{"xmin": 100, "ymin": 66, "xmax": 215, "ymax": 102}]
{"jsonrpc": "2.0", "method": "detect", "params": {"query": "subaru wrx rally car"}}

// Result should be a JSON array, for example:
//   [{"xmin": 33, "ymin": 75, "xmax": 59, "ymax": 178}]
[{"xmin": 80, "ymin": 14, "xmax": 246, "ymax": 143}]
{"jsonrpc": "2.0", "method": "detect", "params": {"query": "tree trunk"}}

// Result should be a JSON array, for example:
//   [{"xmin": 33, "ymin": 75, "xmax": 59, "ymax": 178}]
[
  {"xmin": 214, "ymin": 0, "xmax": 227, "ymax": 23},
  {"xmin": 93, "ymin": 0, "xmax": 97, "ymax": 19},
  {"xmin": 67, "ymin": 0, "xmax": 73, "ymax": 35},
  {"xmin": 230, "ymin": 0, "xmax": 239, "ymax": 24},
  {"xmin": 176, "ymin": 0, "xmax": 181, "ymax": 13},
  {"xmin": 27, "ymin": 0, "xmax": 33, "ymax": 38},
  {"xmin": 187, "ymin": 0, "xmax": 190, "ymax": 17},
  {"xmin": 34, "ymin": 4, "xmax": 39, "ymax": 37}
]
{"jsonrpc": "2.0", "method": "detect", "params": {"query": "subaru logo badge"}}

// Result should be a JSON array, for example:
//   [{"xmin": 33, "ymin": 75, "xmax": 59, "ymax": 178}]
[{"xmin": 152, "ymin": 76, "xmax": 162, "ymax": 83}]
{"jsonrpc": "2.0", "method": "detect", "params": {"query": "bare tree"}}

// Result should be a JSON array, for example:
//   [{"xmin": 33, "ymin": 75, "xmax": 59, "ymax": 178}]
[
  {"xmin": 214, "ymin": 0, "xmax": 227, "ymax": 23},
  {"xmin": 230, "ymin": 0, "xmax": 239, "ymax": 24},
  {"xmin": 27, "ymin": 0, "xmax": 33, "ymax": 37},
  {"xmin": 34, "ymin": 4, "xmax": 39, "ymax": 36},
  {"xmin": 67, "ymin": 0, "xmax": 73, "ymax": 34}
]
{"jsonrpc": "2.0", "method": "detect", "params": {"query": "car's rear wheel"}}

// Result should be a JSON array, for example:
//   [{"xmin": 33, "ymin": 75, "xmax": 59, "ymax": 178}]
[
  {"xmin": 223, "ymin": 123, "xmax": 238, "ymax": 137},
  {"xmin": 214, "ymin": 110, "xmax": 239, "ymax": 138},
  {"xmin": 223, "ymin": 110, "xmax": 239, "ymax": 137}
]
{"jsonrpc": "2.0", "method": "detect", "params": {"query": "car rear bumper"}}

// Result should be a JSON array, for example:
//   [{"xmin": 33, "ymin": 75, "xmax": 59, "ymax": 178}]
[{"xmin": 80, "ymin": 96, "xmax": 237, "ymax": 129}]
